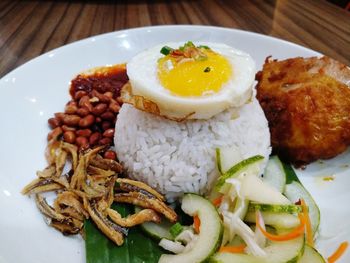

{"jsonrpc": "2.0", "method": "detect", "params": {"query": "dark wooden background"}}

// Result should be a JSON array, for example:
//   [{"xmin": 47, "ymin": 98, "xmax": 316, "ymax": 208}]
[{"xmin": 1, "ymin": 0, "xmax": 349, "ymax": 77}]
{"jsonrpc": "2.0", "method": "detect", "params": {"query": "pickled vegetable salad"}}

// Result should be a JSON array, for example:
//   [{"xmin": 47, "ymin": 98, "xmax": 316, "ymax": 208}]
[
  {"xmin": 85, "ymin": 153, "xmax": 348, "ymax": 263},
  {"xmin": 156, "ymin": 152, "xmax": 329, "ymax": 262}
]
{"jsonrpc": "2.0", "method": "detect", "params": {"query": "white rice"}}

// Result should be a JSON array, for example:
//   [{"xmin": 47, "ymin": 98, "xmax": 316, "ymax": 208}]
[{"xmin": 114, "ymin": 95, "xmax": 271, "ymax": 201}]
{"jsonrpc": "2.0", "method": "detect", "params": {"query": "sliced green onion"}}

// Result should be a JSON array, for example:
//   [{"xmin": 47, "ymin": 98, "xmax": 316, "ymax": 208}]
[
  {"xmin": 179, "ymin": 41, "xmax": 195, "ymax": 51},
  {"xmin": 184, "ymin": 41, "xmax": 195, "ymax": 48},
  {"xmin": 198, "ymin": 45, "xmax": 210, "ymax": 49},
  {"xmin": 160, "ymin": 46, "xmax": 173, "ymax": 55},
  {"xmin": 204, "ymin": 67, "xmax": 211, "ymax": 73},
  {"xmin": 169, "ymin": 222, "xmax": 184, "ymax": 238}
]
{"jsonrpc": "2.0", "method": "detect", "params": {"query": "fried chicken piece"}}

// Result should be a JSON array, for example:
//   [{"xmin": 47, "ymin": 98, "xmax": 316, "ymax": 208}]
[{"xmin": 256, "ymin": 56, "xmax": 350, "ymax": 165}]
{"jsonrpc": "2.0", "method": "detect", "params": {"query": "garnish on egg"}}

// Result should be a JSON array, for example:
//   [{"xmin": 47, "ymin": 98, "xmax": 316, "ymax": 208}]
[{"xmin": 158, "ymin": 41, "xmax": 232, "ymax": 97}]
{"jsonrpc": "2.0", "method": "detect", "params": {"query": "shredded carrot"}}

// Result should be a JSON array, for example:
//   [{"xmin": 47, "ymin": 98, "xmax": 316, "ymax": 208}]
[
  {"xmin": 300, "ymin": 199, "xmax": 314, "ymax": 247},
  {"xmin": 212, "ymin": 196, "xmax": 223, "ymax": 207},
  {"xmin": 193, "ymin": 215, "xmax": 200, "ymax": 233},
  {"xmin": 219, "ymin": 244, "xmax": 247, "ymax": 253},
  {"xmin": 256, "ymin": 211, "xmax": 305, "ymax": 241},
  {"xmin": 328, "ymin": 241, "xmax": 349, "ymax": 263}
]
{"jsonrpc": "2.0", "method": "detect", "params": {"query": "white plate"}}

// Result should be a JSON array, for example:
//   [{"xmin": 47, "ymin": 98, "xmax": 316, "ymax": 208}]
[{"xmin": 0, "ymin": 25, "xmax": 349, "ymax": 263}]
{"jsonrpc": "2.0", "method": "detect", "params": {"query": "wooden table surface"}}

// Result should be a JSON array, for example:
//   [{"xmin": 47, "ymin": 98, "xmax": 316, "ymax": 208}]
[{"xmin": 0, "ymin": 0, "xmax": 349, "ymax": 77}]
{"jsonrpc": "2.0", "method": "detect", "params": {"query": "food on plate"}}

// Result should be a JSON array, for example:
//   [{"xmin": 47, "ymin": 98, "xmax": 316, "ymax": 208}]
[
  {"xmin": 256, "ymin": 56, "xmax": 350, "ymax": 165},
  {"xmin": 47, "ymin": 65, "xmax": 128, "ymax": 151},
  {"xmin": 152, "ymin": 154, "xmax": 323, "ymax": 262},
  {"xmin": 22, "ymin": 40, "xmax": 349, "ymax": 263},
  {"xmin": 123, "ymin": 41, "xmax": 255, "ymax": 120},
  {"xmin": 22, "ymin": 139, "xmax": 176, "ymax": 245},
  {"xmin": 116, "ymin": 41, "xmax": 271, "ymax": 200}
]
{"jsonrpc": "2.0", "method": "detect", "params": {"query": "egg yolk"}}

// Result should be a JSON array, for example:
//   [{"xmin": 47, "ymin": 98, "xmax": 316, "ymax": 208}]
[{"xmin": 157, "ymin": 50, "xmax": 232, "ymax": 97}]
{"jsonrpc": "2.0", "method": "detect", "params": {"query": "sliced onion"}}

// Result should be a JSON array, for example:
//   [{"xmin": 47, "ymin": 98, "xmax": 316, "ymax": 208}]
[{"xmin": 159, "ymin": 239, "xmax": 185, "ymax": 254}]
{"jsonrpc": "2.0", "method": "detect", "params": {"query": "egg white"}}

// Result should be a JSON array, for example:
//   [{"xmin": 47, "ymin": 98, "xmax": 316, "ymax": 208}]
[{"xmin": 126, "ymin": 42, "xmax": 255, "ymax": 120}]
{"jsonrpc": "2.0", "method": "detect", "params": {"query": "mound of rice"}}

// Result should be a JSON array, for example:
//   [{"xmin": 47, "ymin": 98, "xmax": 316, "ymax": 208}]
[{"xmin": 114, "ymin": 96, "xmax": 271, "ymax": 200}]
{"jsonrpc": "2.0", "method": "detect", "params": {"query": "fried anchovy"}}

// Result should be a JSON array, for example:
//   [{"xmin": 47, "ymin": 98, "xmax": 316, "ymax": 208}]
[
  {"xmin": 86, "ymin": 199, "xmax": 128, "ymax": 246},
  {"xmin": 87, "ymin": 165, "xmax": 115, "ymax": 178},
  {"xmin": 107, "ymin": 208, "xmax": 161, "ymax": 227},
  {"xmin": 116, "ymin": 178, "xmax": 165, "ymax": 201},
  {"xmin": 61, "ymin": 142, "xmax": 78, "ymax": 170},
  {"xmin": 51, "ymin": 218, "xmax": 82, "ymax": 235},
  {"xmin": 114, "ymin": 192, "xmax": 177, "ymax": 222},
  {"xmin": 36, "ymin": 165, "xmax": 56, "ymax": 178},
  {"xmin": 35, "ymin": 194, "xmax": 66, "ymax": 221},
  {"xmin": 54, "ymin": 191, "xmax": 89, "ymax": 220},
  {"xmin": 55, "ymin": 147, "xmax": 68, "ymax": 177},
  {"xmin": 21, "ymin": 178, "xmax": 64, "ymax": 195},
  {"xmin": 90, "ymin": 154, "xmax": 123, "ymax": 173},
  {"xmin": 70, "ymin": 155, "xmax": 86, "ymax": 190}
]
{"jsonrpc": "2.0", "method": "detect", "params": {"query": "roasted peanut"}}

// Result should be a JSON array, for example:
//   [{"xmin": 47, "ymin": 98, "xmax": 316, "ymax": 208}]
[
  {"xmin": 79, "ymin": 114, "xmax": 95, "ymax": 128},
  {"xmin": 62, "ymin": 114, "xmax": 81, "ymax": 126},
  {"xmin": 76, "ymin": 107, "xmax": 90, "ymax": 117},
  {"xmin": 65, "ymin": 104, "xmax": 78, "ymax": 114},
  {"xmin": 61, "ymin": 125, "xmax": 76, "ymax": 132},
  {"xmin": 74, "ymin": 90, "xmax": 87, "ymax": 100},
  {"xmin": 76, "ymin": 136, "xmax": 89, "ymax": 149},
  {"xmin": 100, "ymin": 111, "xmax": 115, "ymax": 121},
  {"xmin": 117, "ymin": 97, "xmax": 124, "ymax": 104},
  {"xmin": 104, "ymin": 150, "xmax": 117, "ymax": 160},
  {"xmin": 92, "ymin": 103, "xmax": 107, "ymax": 115},
  {"xmin": 79, "ymin": 95, "xmax": 93, "ymax": 112},
  {"xmin": 48, "ymin": 117, "xmax": 60, "ymax": 129},
  {"xmin": 47, "ymin": 127, "xmax": 63, "ymax": 141},
  {"xmin": 66, "ymin": 100, "xmax": 77, "ymax": 107},
  {"xmin": 54, "ymin": 112, "xmax": 65, "ymax": 121},
  {"xmin": 109, "ymin": 101, "xmax": 120, "ymax": 113},
  {"xmin": 89, "ymin": 132, "xmax": 101, "ymax": 146},
  {"xmin": 104, "ymin": 91, "xmax": 113, "ymax": 98},
  {"xmin": 99, "ymin": 137, "xmax": 112, "ymax": 146},
  {"xmin": 76, "ymin": 129, "xmax": 92, "ymax": 137},
  {"xmin": 101, "ymin": 121, "xmax": 111, "ymax": 131},
  {"xmin": 103, "ymin": 128, "xmax": 115, "ymax": 138},
  {"xmin": 91, "ymin": 90, "xmax": 110, "ymax": 103},
  {"xmin": 63, "ymin": 131, "xmax": 76, "ymax": 143}
]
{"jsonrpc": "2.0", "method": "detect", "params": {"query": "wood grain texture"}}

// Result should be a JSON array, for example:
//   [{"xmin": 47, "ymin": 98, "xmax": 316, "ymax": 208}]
[{"xmin": 0, "ymin": 0, "xmax": 349, "ymax": 77}]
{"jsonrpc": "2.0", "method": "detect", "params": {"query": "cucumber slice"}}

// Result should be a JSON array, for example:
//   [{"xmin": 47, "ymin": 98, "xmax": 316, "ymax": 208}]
[
  {"xmin": 216, "ymin": 155, "xmax": 264, "ymax": 191},
  {"xmin": 248, "ymin": 203, "xmax": 302, "ymax": 214},
  {"xmin": 262, "ymin": 156, "xmax": 286, "ymax": 193},
  {"xmin": 240, "ymin": 174, "xmax": 291, "ymax": 205},
  {"xmin": 244, "ymin": 211, "xmax": 300, "ymax": 229},
  {"xmin": 216, "ymin": 148, "xmax": 223, "ymax": 174},
  {"xmin": 209, "ymin": 253, "xmax": 264, "ymax": 263},
  {"xmin": 284, "ymin": 181, "xmax": 320, "ymax": 235},
  {"xmin": 216, "ymin": 146, "xmax": 242, "ymax": 174},
  {"xmin": 135, "ymin": 206, "xmax": 173, "ymax": 241},
  {"xmin": 159, "ymin": 194, "xmax": 223, "ymax": 263},
  {"xmin": 263, "ymin": 235, "xmax": 305, "ymax": 263},
  {"xmin": 140, "ymin": 220, "xmax": 173, "ymax": 241},
  {"xmin": 299, "ymin": 244, "xmax": 326, "ymax": 263},
  {"xmin": 210, "ymin": 235, "xmax": 305, "ymax": 263}
]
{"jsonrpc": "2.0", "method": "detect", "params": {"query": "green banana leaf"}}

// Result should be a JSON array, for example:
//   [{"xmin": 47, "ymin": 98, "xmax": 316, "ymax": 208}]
[{"xmin": 85, "ymin": 203, "xmax": 165, "ymax": 263}]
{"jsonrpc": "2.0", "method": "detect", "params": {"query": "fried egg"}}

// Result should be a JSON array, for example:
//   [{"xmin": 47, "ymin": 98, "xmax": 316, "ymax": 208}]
[{"xmin": 126, "ymin": 42, "xmax": 255, "ymax": 120}]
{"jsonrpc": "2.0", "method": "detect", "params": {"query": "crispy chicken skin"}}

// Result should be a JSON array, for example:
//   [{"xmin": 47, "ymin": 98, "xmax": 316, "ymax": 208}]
[{"xmin": 256, "ymin": 56, "xmax": 350, "ymax": 165}]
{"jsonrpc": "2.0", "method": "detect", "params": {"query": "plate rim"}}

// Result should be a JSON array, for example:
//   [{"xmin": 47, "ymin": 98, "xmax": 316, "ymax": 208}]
[{"xmin": 0, "ymin": 24, "xmax": 321, "ymax": 82}]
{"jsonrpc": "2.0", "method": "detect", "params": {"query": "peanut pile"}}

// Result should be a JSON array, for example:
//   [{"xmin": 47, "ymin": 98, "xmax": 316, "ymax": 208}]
[{"xmin": 47, "ymin": 65, "xmax": 128, "ymax": 160}]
